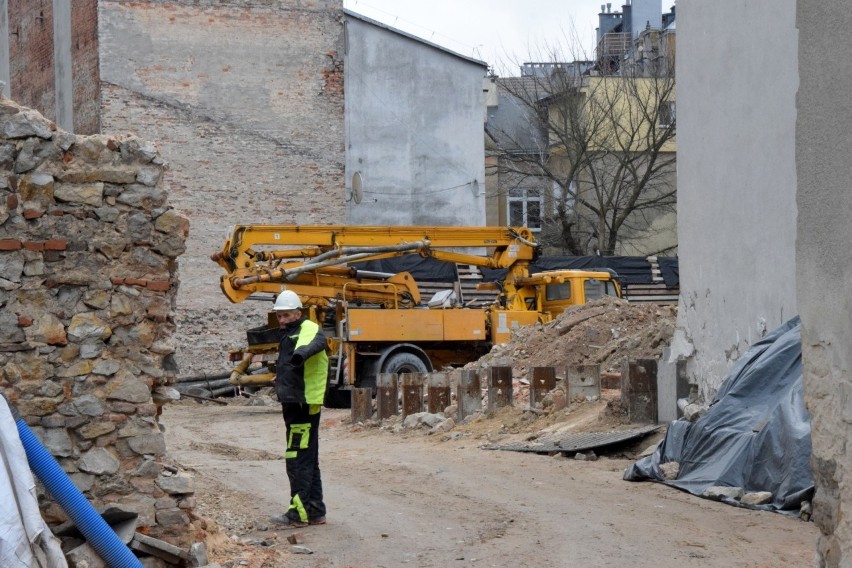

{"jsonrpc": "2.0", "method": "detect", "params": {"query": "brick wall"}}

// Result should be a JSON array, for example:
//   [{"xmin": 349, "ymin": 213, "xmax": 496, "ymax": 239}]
[
  {"xmin": 7, "ymin": 0, "xmax": 56, "ymax": 122},
  {"xmin": 99, "ymin": 0, "xmax": 346, "ymax": 375},
  {"xmin": 6, "ymin": 1, "xmax": 101, "ymax": 134}
]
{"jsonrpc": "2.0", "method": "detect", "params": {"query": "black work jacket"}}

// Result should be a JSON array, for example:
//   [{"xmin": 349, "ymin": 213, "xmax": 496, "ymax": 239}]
[{"xmin": 275, "ymin": 316, "xmax": 328, "ymax": 404}]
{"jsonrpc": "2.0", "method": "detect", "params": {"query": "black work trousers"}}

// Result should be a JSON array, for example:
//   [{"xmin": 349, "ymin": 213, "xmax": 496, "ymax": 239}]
[{"xmin": 282, "ymin": 402, "xmax": 326, "ymax": 522}]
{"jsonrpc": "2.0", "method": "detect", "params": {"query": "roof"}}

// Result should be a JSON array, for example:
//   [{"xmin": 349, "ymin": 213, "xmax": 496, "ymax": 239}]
[{"xmin": 343, "ymin": 9, "xmax": 488, "ymax": 68}]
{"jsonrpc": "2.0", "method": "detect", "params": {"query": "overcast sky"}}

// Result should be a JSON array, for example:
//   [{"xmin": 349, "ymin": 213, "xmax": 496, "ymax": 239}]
[{"xmin": 342, "ymin": 0, "xmax": 618, "ymax": 75}]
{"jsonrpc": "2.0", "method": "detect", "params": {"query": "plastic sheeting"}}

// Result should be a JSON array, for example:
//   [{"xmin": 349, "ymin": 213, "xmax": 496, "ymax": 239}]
[
  {"xmin": 624, "ymin": 317, "xmax": 813, "ymax": 512},
  {"xmin": 0, "ymin": 397, "xmax": 68, "ymax": 568},
  {"xmin": 480, "ymin": 256, "xmax": 656, "ymax": 285},
  {"xmin": 351, "ymin": 256, "xmax": 458, "ymax": 283}
]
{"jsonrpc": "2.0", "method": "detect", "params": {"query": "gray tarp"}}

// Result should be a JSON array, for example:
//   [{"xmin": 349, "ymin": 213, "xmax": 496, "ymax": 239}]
[
  {"xmin": 624, "ymin": 316, "xmax": 813, "ymax": 512},
  {"xmin": 0, "ymin": 397, "xmax": 67, "ymax": 567}
]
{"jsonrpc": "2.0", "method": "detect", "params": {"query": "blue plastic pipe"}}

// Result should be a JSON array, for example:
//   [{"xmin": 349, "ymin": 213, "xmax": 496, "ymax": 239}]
[{"xmin": 13, "ymin": 410, "xmax": 143, "ymax": 568}]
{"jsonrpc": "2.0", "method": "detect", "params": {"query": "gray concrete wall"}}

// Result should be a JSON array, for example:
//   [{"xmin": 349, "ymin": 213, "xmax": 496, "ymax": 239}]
[
  {"xmin": 796, "ymin": 3, "xmax": 852, "ymax": 565},
  {"xmin": 99, "ymin": 0, "xmax": 345, "ymax": 375},
  {"xmin": 344, "ymin": 15, "xmax": 486, "ymax": 226},
  {"xmin": 672, "ymin": 0, "xmax": 798, "ymax": 399}
]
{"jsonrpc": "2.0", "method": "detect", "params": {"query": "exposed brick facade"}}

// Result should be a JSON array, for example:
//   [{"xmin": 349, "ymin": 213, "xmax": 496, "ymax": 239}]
[
  {"xmin": 99, "ymin": 0, "xmax": 346, "ymax": 375},
  {"xmin": 6, "ymin": 0, "xmax": 100, "ymax": 134}
]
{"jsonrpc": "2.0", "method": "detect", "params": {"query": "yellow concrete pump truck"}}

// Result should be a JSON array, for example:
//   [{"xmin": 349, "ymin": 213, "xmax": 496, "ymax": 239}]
[{"xmin": 211, "ymin": 225, "xmax": 622, "ymax": 406}]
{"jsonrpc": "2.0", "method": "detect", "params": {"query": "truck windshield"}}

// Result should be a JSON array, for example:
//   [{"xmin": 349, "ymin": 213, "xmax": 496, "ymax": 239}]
[
  {"xmin": 545, "ymin": 282, "xmax": 571, "ymax": 301},
  {"xmin": 584, "ymin": 279, "xmax": 618, "ymax": 301}
]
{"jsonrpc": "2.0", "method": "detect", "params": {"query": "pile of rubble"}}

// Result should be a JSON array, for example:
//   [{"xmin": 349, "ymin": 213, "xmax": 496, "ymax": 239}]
[{"xmin": 472, "ymin": 296, "xmax": 677, "ymax": 378}]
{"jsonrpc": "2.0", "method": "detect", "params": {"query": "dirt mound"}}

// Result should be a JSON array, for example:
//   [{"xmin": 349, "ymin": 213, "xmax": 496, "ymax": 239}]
[{"xmin": 470, "ymin": 296, "xmax": 677, "ymax": 378}]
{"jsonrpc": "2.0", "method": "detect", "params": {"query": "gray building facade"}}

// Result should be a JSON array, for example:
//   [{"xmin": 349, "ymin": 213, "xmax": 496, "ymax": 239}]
[
  {"xmin": 343, "ymin": 11, "xmax": 487, "ymax": 226},
  {"xmin": 672, "ymin": 0, "xmax": 798, "ymax": 399}
]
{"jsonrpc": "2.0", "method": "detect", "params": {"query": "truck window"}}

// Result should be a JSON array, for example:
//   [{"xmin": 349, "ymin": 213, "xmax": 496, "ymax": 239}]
[
  {"xmin": 546, "ymin": 282, "xmax": 571, "ymax": 301},
  {"xmin": 584, "ymin": 279, "xmax": 617, "ymax": 301}
]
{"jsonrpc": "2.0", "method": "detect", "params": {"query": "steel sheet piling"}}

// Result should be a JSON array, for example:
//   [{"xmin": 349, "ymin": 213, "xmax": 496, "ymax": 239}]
[
  {"xmin": 427, "ymin": 372, "xmax": 450, "ymax": 414},
  {"xmin": 401, "ymin": 373, "xmax": 425, "ymax": 417},
  {"xmin": 487, "ymin": 366, "xmax": 513, "ymax": 411},
  {"xmin": 351, "ymin": 387, "xmax": 373, "ymax": 423},
  {"xmin": 530, "ymin": 367, "xmax": 556, "ymax": 409},
  {"xmin": 457, "ymin": 369, "xmax": 480, "ymax": 421},
  {"xmin": 377, "ymin": 373, "xmax": 399, "ymax": 419}
]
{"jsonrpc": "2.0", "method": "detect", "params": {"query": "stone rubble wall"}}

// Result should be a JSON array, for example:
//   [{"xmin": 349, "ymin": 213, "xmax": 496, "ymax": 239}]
[{"xmin": 0, "ymin": 98, "xmax": 198, "ymax": 545}]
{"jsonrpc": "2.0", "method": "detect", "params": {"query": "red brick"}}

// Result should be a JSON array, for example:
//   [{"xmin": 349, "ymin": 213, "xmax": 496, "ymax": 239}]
[
  {"xmin": 110, "ymin": 277, "xmax": 125, "ymax": 285},
  {"xmin": 17, "ymin": 316, "xmax": 33, "ymax": 327},
  {"xmin": 23, "ymin": 209, "xmax": 44, "ymax": 220},
  {"xmin": 22, "ymin": 241, "xmax": 45, "ymax": 251},
  {"xmin": 44, "ymin": 240, "xmax": 67, "ymax": 251},
  {"xmin": 126, "ymin": 278, "xmax": 147, "ymax": 287},
  {"xmin": 0, "ymin": 239, "xmax": 21, "ymax": 250},
  {"xmin": 6, "ymin": 194, "xmax": 17, "ymax": 209},
  {"xmin": 147, "ymin": 280, "xmax": 170, "ymax": 291}
]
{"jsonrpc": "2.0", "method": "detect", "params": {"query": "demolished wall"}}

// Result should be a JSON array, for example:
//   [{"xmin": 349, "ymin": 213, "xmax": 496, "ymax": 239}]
[{"xmin": 0, "ymin": 99, "xmax": 198, "ymax": 546}]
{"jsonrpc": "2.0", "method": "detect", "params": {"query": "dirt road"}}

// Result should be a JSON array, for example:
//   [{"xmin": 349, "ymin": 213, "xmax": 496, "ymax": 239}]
[{"xmin": 163, "ymin": 403, "xmax": 817, "ymax": 568}]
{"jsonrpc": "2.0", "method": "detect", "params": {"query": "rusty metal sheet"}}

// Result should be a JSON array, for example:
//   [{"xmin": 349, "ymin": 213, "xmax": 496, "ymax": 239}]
[
  {"xmin": 529, "ymin": 367, "xmax": 556, "ymax": 409},
  {"xmin": 351, "ymin": 387, "xmax": 373, "ymax": 423},
  {"xmin": 483, "ymin": 425, "xmax": 660, "ymax": 453},
  {"xmin": 427, "ymin": 372, "xmax": 450, "ymax": 414},
  {"xmin": 457, "ymin": 369, "xmax": 480, "ymax": 421},
  {"xmin": 401, "ymin": 372, "xmax": 425, "ymax": 417},
  {"xmin": 376, "ymin": 373, "xmax": 398, "ymax": 420},
  {"xmin": 487, "ymin": 366, "xmax": 513, "ymax": 411}
]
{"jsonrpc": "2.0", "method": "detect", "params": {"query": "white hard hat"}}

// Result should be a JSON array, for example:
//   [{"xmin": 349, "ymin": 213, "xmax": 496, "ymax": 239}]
[{"xmin": 273, "ymin": 290, "xmax": 303, "ymax": 310}]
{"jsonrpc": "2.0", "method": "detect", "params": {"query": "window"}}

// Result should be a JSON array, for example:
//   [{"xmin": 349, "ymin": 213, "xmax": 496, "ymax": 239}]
[
  {"xmin": 584, "ymin": 279, "xmax": 619, "ymax": 301},
  {"xmin": 658, "ymin": 101, "xmax": 676, "ymax": 128},
  {"xmin": 546, "ymin": 282, "xmax": 571, "ymax": 301},
  {"xmin": 508, "ymin": 188, "xmax": 542, "ymax": 231}
]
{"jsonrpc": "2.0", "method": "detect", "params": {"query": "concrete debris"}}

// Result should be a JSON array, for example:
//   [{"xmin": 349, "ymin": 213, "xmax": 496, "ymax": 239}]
[
  {"xmin": 701, "ymin": 486, "xmax": 744, "ymax": 501},
  {"xmin": 574, "ymin": 451, "xmax": 598, "ymax": 461},
  {"xmin": 741, "ymin": 491, "xmax": 773, "ymax": 506},
  {"xmin": 430, "ymin": 417, "xmax": 456, "ymax": 434},
  {"xmin": 682, "ymin": 402, "xmax": 709, "ymax": 422},
  {"xmin": 130, "ymin": 532, "xmax": 188, "ymax": 565},
  {"xmin": 289, "ymin": 545, "xmax": 313, "ymax": 554},
  {"xmin": 402, "ymin": 412, "xmax": 446, "ymax": 429},
  {"xmin": 660, "ymin": 461, "xmax": 680, "ymax": 480},
  {"xmin": 187, "ymin": 542, "xmax": 209, "ymax": 567}
]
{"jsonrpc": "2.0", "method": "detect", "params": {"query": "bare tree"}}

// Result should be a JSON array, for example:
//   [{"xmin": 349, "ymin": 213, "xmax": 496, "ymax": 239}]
[{"xmin": 486, "ymin": 37, "xmax": 677, "ymax": 256}]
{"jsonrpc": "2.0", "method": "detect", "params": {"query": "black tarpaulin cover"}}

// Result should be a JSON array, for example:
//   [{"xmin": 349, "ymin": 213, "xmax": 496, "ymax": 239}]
[
  {"xmin": 351, "ymin": 256, "xmax": 458, "ymax": 282},
  {"xmin": 624, "ymin": 316, "xmax": 813, "ymax": 512},
  {"xmin": 480, "ymin": 256, "xmax": 655, "ymax": 285}
]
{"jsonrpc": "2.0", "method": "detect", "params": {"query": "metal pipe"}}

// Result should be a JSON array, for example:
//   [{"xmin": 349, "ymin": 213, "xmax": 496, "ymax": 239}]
[
  {"xmin": 173, "ymin": 371, "xmax": 232, "ymax": 384},
  {"xmin": 232, "ymin": 241, "xmax": 429, "ymax": 288}
]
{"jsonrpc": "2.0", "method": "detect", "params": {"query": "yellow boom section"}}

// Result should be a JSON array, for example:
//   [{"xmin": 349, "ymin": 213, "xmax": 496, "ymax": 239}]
[{"xmin": 211, "ymin": 225, "xmax": 538, "ymax": 304}]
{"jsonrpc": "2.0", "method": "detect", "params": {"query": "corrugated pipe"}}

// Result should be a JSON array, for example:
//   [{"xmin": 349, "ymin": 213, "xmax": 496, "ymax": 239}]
[{"xmin": 6, "ymin": 396, "xmax": 142, "ymax": 568}]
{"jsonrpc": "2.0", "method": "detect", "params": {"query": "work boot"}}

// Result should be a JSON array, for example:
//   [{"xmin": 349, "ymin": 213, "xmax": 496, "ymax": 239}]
[
  {"xmin": 308, "ymin": 516, "xmax": 326, "ymax": 525},
  {"xmin": 270, "ymin": 514, "xmax": 308, "ymax": 528}
]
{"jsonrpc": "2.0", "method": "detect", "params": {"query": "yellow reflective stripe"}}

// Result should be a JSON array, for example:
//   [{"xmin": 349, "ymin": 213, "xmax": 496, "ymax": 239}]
[
  {"xmin": 284, "ymin": 451, "xmax": 297, "ymax": 459},
  {"xmin": 288, "ymin": 423, "xmax": 311, "ymax": 450},
  {"xmin": 288, "ymin": 494, "xmax": 308, "ymax": 522},
  {"xmin": 308, "ymin": 404, "xmax": 321, "ymax": 415}
]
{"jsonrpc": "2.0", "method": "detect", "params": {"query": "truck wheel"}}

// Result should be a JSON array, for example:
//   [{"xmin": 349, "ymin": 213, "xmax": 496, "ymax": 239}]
[{"xmin": 381, "ymin": 351, "xmax": 430, "ymax": 375}]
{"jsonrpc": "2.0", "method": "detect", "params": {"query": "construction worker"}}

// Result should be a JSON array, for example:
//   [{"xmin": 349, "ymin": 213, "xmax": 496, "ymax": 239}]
[{"xmin": 269, "ymin": 289, "xmax": 329, "ymax": 528}]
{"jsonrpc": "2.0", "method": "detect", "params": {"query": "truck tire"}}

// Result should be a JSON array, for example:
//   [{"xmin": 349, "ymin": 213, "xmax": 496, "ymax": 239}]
[{"xmin": 381, "ymin": 351, "xmax": 431, "ymax": 375}]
